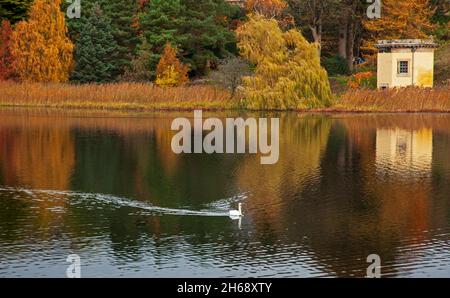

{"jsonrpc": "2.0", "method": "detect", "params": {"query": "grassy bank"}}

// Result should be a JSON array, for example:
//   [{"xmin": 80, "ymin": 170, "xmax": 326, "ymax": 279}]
[
  {"xmin": 0, "ymin": 81, "xmax": 236, "ymax": 111},
  {"xmin": 1, "ymin": 81, "xmax": 450, "ymax": 113},
  {"xmin": 334, "ymin": 87, "xmax": 450, "ymax": 112}
]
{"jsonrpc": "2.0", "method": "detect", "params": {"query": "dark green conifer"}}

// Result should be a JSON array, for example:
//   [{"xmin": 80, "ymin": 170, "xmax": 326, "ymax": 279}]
[{"xmin": 71, "ymin": 4, "xmax": 119, "ymax": 83}]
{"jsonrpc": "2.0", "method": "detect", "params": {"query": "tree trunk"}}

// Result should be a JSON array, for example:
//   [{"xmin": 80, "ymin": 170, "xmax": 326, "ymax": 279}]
[
  {"xmin": 338, "ymin": 18, "xmax": 348, "ymax": 58},
  {"xmin": 346, "ymin": 17, "xmax": 355, "ymax": 72},
  {"xmin": 310, "ymin": 22, "xmax": 322, "ymax": 58}
]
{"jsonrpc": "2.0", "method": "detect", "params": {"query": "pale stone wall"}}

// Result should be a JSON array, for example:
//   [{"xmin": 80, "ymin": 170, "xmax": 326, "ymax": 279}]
[
  {"xmin": 377, "ymin": 47, "xmax": 435, "ymax": 88},
  {"xmin": 377, "ymin": 53, "xmax": 392, "ymax": 88},
  {"xmin": 391, "ymin": 50, "xmax": 415, "ymax": 87},
  {"xmin": 413, "ymin": 49, "xmax": 434, "ymax": 88}
]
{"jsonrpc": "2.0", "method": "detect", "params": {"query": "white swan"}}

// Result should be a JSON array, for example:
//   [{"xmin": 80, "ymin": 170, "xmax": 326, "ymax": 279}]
[{"xmin": 229, "ymin": 203, "xmax": 243, "ymax": 219}]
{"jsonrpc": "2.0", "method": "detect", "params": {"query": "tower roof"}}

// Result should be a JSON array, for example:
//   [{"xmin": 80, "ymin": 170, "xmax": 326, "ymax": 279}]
[{"xmin": 375, "ymin": 39, "xmax": 439, "ymax": 50}]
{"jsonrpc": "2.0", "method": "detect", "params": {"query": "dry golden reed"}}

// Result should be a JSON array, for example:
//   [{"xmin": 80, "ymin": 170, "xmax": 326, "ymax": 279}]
[
  {"xmin": 0, "ymin": 81, "xmax": 234, "ymax": 111},
  {"xmin": 2, "ymin": 81, "xmax": 450, "ymax": 113},
  {"xmin": 336, "ymin": 87, "xmax": 450, "ymax": 112}
]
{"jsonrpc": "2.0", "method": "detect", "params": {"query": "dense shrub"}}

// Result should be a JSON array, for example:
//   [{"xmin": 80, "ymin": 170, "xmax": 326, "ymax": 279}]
[
  {"xmin": 323, "ymin": 55, "xmax": 350, "ymax": 76},
  {"xmin": 347, "ymin": 72, "xmax": 376, "ymax": 90}
]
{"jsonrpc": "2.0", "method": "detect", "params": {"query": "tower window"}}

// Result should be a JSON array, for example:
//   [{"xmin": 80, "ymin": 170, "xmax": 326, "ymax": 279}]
[{"xmin": 398, "ymin": 60, "xmax": 409, "ymax": 75}]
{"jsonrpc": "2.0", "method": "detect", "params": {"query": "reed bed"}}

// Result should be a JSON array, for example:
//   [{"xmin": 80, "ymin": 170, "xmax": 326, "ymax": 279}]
[
  {"xmin": 2, "ymin": 81, "xmax": 450, "ymax": 113},
  {"xmin": 0, "ymin": 81, "xmax": 235, "ymax": 111},
  {"xmin": 336, "ymin": 87, "xmax": 450, "ymax": 112}
]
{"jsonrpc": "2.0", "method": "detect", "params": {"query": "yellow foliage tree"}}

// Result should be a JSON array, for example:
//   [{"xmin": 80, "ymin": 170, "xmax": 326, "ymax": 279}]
[
  {"xmin": 155, "ymin": 43, "xmax": 189, "ymax": 87},
  {"xmin": 10, "ymin": 0, "xmax": 73, "ymax": 83},
  {"xmin": 362, "ymin": 0, "xmax": 434, "ymax": 58},
  {"xmin": 237, "ymin": 14, "xmax": 332, "ymax": 110}
]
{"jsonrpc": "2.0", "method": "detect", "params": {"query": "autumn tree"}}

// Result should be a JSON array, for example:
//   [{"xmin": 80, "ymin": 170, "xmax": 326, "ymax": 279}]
[
  {"xmin": 237, "ymin": 14, "xmax": 332, "ymax": 110},
  {"xmin": 10, "ymin": 0, "xmax": 73, "ymax": 82},
  {"xmin": 246, "ymin": 0, "xmax": 288, "ymax": 18},
  {"xmin": 155, "ymin": 43, "xmax": 189, "ymax": 87},
  {"xmin": 246, "ymin": 0, "xmax": 295, "ymax": 29},
  {"xmin": 362, "ymin": 0, "xmax": 435, "ymax": 58},
  {"xmin": 0, "ymin": 20, "xmax": 14, "ymax": 80}
]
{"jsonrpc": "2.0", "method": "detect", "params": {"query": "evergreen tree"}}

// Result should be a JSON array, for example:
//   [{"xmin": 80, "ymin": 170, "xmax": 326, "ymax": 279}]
[
  {"xmin": 121, "ymin": 38, "xmax": 153, "ymax": 82},
  {"xmin": 139, "ymin": 0, "xmax": 185, "ymax": 77},
  {"xmin": 139, "ymin": 0, "xmax": 239, "ymax": 77},
  {"xmin": 430, "ymin": 0, "xmax": 450, "ymax": 42},
  {"xmin": 64, "ymin": 0, "xmax": 139, "ymax": 79},
  {"xmin": 177, "ymin": 0, "xmax": 238, "ymax": 75},
  {"xmin": 62, "ymin": 0, "xmax": 96, "ymax": 41},
  {"xmin": 100, "ymin": 0, "xmax": 139, "ymax": 77},
  {"xmin": 71, "ymin": 4, "xmax": 119, "ymax": 83},
  {"xmin": 0, "ymin": 0, "xmax": 33, "ymax": 23}
]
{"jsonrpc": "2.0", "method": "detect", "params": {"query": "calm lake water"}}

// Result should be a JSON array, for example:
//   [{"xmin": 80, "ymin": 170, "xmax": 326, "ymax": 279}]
[{"xmin": 0, "ymin": 109, "xmax": 450, "ymax": 278}]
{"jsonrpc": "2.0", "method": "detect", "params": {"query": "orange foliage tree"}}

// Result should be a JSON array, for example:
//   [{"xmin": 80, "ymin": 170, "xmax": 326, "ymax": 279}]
[
  {"xmin": 245, "ymin": 0, "xmax": 294, "ymax": 28},
  {"xmin": 155, "ymin": 43, "xmax": 189, "ymax": 87},
  {"xmin": 245, "ymin": 0, "xmax": 288, "ymax": 18},
  {"xmin": 0, "ymin": 20, "xmax": 14, "ymax": 81},
  {"xmin": 362, "ymin": 0, "xmax": 434, "ymax": 58},
  {"xmin": 10, "ymin": 0, "xmax": 74, "ymax": 83}
]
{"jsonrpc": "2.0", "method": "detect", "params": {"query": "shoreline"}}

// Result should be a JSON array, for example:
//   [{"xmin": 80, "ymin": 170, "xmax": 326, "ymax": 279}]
[
  {"xmin": 1, "ymin": 81, "xmax": 449, "ymax": 114},
  {"xmin": 2, "ymin": 103, "xmax": 450, "ymax": 114}
]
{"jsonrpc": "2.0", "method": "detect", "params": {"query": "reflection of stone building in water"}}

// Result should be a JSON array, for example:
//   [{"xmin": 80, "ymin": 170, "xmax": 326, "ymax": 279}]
[{"xmin": 376, "ymin": 128, "xmax": 433, "ymax": 177}]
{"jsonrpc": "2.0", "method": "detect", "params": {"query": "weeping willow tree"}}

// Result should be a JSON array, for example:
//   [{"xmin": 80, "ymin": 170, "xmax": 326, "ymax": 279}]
[{"xmin": 237, "ymin": 14, "xmax": 333, "ymax": 110}]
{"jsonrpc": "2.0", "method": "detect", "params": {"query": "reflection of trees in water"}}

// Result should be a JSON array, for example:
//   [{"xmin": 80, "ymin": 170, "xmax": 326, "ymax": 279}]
[
  {"xmin": 65, "ymin": 117, "xmax": 243, "ymax": 255},
  {"xmin": 286, "ymin": 115, "xmax": 450, "ymax": 277},
  {"xmin": 0, "ymin": 124, "xmax": 74, "ymax": 190},
  {"xmin": 0, "ymin": 129, "xmax": 29, "ymax": 243},
  {"xmin": 0, "ymin": 129, "xmax": 18, "ymax": 186},
  {"xmin": 1, "ymin": 111, "xmax": 450, "ymax": 275},
  {"xmin": 431, "ymin": 132, "xmax": 450, "ymax": 232},
  {"xmin": 0, "ymin": 111, "xmax": 335, "ymax": 264},
  {"xmin": 283, "ymin": 120, "xmax": 382, "ymax": 277},
  {"xmin": 236, "ymin": 114, "xmax": 332, "ymax": 239},
  {"xmin": 0, "ymin": 123, "xmax": 74, "ymax": 241}
]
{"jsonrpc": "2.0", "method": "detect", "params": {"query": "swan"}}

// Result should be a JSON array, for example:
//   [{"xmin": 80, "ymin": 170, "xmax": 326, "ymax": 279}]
[{"xmin": 229, "ymin": 203, "xmax": 243, "ymax": 219}]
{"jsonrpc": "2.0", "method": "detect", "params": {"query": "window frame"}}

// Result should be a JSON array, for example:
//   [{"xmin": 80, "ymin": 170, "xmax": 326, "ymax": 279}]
[{"xmin": 397, "ymin": 59, "xmax": 411, "ymax": 77}]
